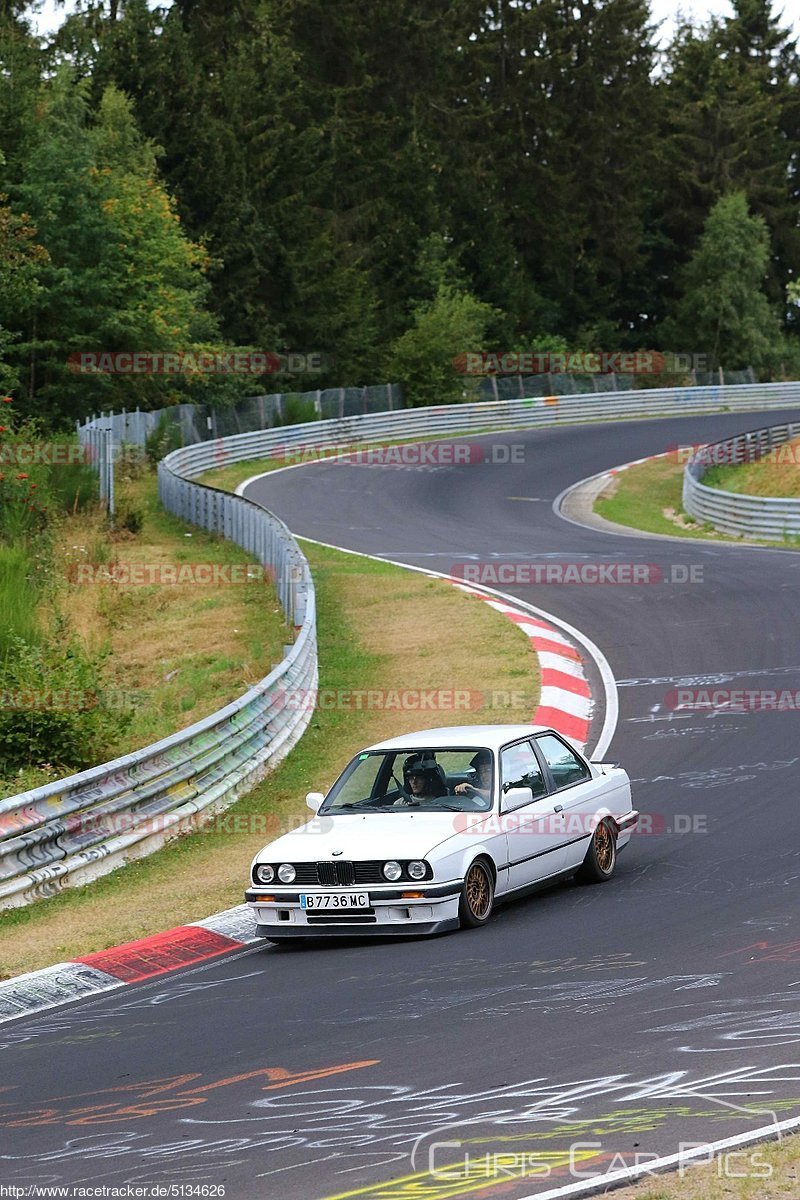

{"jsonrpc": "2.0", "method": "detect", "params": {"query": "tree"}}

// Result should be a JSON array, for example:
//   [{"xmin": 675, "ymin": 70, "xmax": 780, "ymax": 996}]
[
  {"xmin": 470, "ymin": 0, "xmax": 661, "ymax": 342},
  {"xmin": 658, "ymin": 3, "xmax": 800, "ymax": 316},
  {"xmin": 0, "ymin": 3, "xmax": 42, "ymax": 176},
  {"xmin": 662, "ymin": 191, "xmax": 782, "ymax": 372},
  {"xmin": 9, "ymin": 72, "xmax": 221, "ymax": 423},
  {"xmin": 0, "ymin": 190, "xmax": 47, "ymax": 397},
  {"xmin": 92, "ymin": 0, "xmax": 303, "ymax": 352},
  {"xmin": 385, "ymin": 284, "xmax": 498, "ymax": 407}
]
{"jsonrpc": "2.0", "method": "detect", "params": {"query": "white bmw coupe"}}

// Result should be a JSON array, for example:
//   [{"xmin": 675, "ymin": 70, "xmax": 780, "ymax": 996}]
[{"xmin": 246, "ymin": 724, "xmax": 637, "ymax": 940}]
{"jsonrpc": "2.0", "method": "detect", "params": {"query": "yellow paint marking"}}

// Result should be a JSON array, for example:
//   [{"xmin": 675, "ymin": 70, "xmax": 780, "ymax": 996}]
[{"xmin": 320, "ymin": 1149, "xmax": 600, "ymax": 1200}]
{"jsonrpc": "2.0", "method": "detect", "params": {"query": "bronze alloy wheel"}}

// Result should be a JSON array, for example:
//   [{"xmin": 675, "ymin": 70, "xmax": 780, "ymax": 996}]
[
  {"xmin": 460, "ymin": 859, "xmax": 494, "ymax": 927},
  {"xmin": 594, "ymin": 820, "xmax": 615, "ymax": 873},
  {"xmin": 576, "ymin": 817, "xmax": 618, "ymax": 884}
]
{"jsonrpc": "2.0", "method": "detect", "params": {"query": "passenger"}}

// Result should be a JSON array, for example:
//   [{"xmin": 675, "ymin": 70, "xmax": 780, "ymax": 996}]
[{"xmin": 454, "ymin": 749, "xmax": 493, "ymax": 803}]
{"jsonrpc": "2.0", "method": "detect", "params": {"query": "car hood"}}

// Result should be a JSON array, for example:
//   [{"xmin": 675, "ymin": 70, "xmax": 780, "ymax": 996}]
[{"xmin": 256, "ymin": 811, "xmax": 464, "ymax": 863}]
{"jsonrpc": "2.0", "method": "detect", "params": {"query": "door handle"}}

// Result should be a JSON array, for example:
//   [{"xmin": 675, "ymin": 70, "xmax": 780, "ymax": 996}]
[{"xmin": 553, "ymin": 804, "xmax": 563, "ymax": 813}]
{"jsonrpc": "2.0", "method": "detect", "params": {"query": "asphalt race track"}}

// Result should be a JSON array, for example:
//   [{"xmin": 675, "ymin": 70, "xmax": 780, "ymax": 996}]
[{"xmin": 5, "ymin": 409, "xmax": 800, "ymax": 1200}]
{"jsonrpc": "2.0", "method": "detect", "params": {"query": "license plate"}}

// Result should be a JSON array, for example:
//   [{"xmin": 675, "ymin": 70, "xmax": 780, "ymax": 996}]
[{"xmin": 301, "ymin": 892, "xmax": 370, "ymax": 910}]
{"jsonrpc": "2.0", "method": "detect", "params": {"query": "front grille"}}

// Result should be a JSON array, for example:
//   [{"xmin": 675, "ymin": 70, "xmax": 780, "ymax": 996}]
[
  {"xmin": 316, "ymin": 861, "xmax": 337, "ymax": 886},
  {"xmin": 287, "ymin": 863, "xmax": 319, "ymax": 886},
  {"xmin": 316, "ymin": 860, "xmax": 356, "ymax": 885},
  {"xmin": 336, "ymin": 860, "xmax": 356, "ymax": 885},
  {"xmin": 354, "ymin": 861, "xmax": 387, "ymax": 884}
]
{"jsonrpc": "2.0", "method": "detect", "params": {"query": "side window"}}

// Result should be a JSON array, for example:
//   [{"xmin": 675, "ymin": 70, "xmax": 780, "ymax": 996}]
[
  {"xmin": 500, "ymin": 741, "xmax": 548, "ymax": 807},
  {"xmin": 535, "ymin": 734, "xmax": 591, "ymax": 789}
]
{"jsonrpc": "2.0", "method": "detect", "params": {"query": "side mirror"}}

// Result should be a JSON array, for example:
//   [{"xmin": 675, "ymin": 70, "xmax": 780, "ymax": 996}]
[
  {"xmin": 306, "ymin": 791, "xmax": 324, "ymax": 813},
  {"xmin": 500, "ymin": 785, "xmax": 533, "ymax": 813}
]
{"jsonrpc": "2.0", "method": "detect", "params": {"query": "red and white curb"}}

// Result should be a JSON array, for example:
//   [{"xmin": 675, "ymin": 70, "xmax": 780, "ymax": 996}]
[
  {"xmin": 0, "ymin": 906, "xmax": 259, "ymax": 1024},
  {"xmin": 452, "ymin": 584, "xmax": 592, "ymax": 749}
]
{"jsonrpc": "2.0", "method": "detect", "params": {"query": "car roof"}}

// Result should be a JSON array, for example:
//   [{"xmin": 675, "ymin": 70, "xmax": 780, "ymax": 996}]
[{"xmin": 364, "ymin": 725, "xmax": 554, "ymax": 753}]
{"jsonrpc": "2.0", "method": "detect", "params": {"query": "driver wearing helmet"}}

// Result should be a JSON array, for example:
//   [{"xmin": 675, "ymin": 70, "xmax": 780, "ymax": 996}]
[
  {"xmin": 395, "ymin": 752, "xmax": 447, "ymax": 805},
  {"xmin": 454, "ymin": 749, "xmax": 493, "ymax": 802}
]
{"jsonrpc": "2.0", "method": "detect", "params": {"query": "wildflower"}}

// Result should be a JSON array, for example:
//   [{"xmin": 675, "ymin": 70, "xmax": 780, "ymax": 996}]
[{"xmin": 16, "ymin": 473, "xmax": 28, "ymax": 480}]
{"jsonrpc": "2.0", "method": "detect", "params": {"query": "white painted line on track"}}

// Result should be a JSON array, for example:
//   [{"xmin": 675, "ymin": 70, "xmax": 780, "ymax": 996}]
[{"xmin": 267, "ymin": 530, "xmax": 620, "ymax": 761}]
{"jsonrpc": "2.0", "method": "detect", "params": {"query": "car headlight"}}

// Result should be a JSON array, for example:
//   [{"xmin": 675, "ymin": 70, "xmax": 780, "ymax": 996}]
[
  {"xmin": 277, "ymin": 863, "xmax": 296, "ymax": 883},
  {"xmin": 383, "ymin": 860, "xmax": 402, "ymax": 881},
  {"xmin": 407, "ymin": 860, "xmax": 427, "ymax": 881},
  {"xmin": 255, "ymin": 864, "xmax": 274, "ymax": 884}
]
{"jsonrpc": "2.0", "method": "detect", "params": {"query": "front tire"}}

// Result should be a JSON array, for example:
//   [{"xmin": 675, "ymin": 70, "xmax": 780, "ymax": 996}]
[
  {"xmin": 459, "ymin": 858, "xmax": 495, "ymax": 928},
  {"xmin": 576, "ymin": 818, "xmax": 617, "ymax": 883}
]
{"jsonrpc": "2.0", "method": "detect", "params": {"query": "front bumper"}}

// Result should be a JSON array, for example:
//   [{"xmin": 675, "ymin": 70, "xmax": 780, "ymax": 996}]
[
  {"xmin": 615, "ymin": 809, "xmax": 639, "ymax": 850},
  {"xmin": 245, "ymin": 881, "xmax": 461, "ymax": 938}
]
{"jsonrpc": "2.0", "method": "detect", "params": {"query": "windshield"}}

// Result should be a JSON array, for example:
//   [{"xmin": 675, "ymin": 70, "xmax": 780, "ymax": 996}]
[{"xmin": 319, "ymin": 748, "xmax": 495, "ymax": 814}]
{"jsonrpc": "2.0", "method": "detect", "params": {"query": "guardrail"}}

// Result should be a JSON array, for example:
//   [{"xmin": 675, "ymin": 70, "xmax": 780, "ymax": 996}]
[
  {"xmin": 134, "ymin": 381, "xmax": 800, "ymax": 472},
  {"xmin": 0, "ymin": 453, "xmax": 317, "ymax": 910},
  {"xmin": 682, "ymin": 421, "xmax": 800, "ymax": 538},
  {"xmin": 6, "ymin": 380, "xmax": 800, "ymax": 911}
]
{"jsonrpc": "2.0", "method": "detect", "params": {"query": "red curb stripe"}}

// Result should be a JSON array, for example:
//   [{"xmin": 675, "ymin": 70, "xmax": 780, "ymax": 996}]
[
  {"xmin": 501, "ymin": 612, "xmax": 552, "ymax": 630},
  {"xmin": 530, "ymin": 636, "xmax": 581, "ymax": 661},
  {"xmin": 533, "ymin": 706, "xmax": 591, "ymax": 744},
  {"xmin": 74, "ymin": 925, "xmax": 243, "ymax": 983},
  {"xmin": 540, "ymin": 668, "xmax": 592, "ymax": 697}
]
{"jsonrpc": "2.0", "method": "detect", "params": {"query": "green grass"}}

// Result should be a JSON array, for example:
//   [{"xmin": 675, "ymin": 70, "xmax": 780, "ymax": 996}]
[
  {"xmin": 701, "ymin": 436, "xmax": 800, "ymax": 499},
  {"xmin": 0, "ymin": 543, "xmax": 41, "ymax": 655},
  {"xmin": 594, "ymin": 456, "xmax": 789, "ymax": 545},
  {"xmin": 614, "ymin": 1129, "xmax": 800, "ymax": 1199}
]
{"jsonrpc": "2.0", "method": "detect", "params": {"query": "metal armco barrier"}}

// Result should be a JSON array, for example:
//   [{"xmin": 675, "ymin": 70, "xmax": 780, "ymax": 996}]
[
  {"xmin": 0, "ymin": 448, "xmax": 317, "ymax": 910},
  {"xmin": 6, "ymin": 380, "xmax": 800, "ymax": 910},
  {"xmin": 134, "ymin": 381, "xmax": 800, "ymax": 475},
  {"xmin": 683, "ymin": 419, "xmax": 800, "ymax": 538}
]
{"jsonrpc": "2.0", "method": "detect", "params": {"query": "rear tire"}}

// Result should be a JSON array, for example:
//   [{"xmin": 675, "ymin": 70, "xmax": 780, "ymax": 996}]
[
  {"xmin": 576, "ymin": 818, "xmax": 617, "ymax": 883},
  {"xmin": 459, "ymin": 858, "xmax": 495, "ymax": 928}
]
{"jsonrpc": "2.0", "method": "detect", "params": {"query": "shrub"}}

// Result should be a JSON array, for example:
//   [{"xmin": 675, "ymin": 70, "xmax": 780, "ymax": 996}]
[
  {"xmin": 275, "ymin": 394, "xmax": 318, "ymax": 426},
  {"xmin": 115, "ymin": 505, "xmax": 144, "ymax": 535},
  {"xmin": 145, "ymin": 411, "xmax": 183, "ymax": 465},
  {"xmin": 0, "ymin": 630, "xmax": 131, "ymax": 774},
  {"xmin": 385, "ymin": 284, "xmax": 499, "ymax": 407}
]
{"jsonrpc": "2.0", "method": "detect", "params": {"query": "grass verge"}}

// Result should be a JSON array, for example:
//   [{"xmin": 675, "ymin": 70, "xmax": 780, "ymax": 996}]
[
  {"xmin": 0, "ymin": 540, "xmax": 539, "ymax": 979},
  {"xmin": 54, "ymin": 472, "xmax": 291, "ymax": 746},
  {"xmin": 608, "ymin": 1133, "xmax": 799, "ymax": 1199},
  {"xmin": 702, "ymin": 435, "xmax": 800, "ymax": 497},
  {"xmin": 0, "ymin": 472, "xmax": 289, "ymax": 795},
  {"xmin": 594, "ymin": 456, "xmax": 794, "ymax": 545}
]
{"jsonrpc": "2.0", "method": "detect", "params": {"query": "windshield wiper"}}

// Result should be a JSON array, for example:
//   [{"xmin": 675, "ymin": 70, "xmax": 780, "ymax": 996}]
[{"xmin": 331, "ymin": 801, "xmax": 383, "ymax": 811}]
